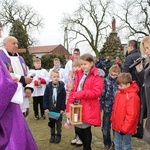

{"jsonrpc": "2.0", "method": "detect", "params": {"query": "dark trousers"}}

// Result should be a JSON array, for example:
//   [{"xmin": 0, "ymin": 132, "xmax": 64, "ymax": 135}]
[
  {"xmin": 50, "ymin": 115, "xmax": 62, "ymax": 136},
  {"xmin": 74, "ymin": 126, "xmax": 78, "ymax": 136},
  {"xmin": 75, "ymin": 126, "xmax": 92, "ymax": 150},
  {"xmin": 33, "ymin": 96, "xmax": 44, "ymax": 116},
  {"xmin": 136, "ymin": 91, "xmax": 143, "ymax": 136},
  {"xmin": 136, "ymin": 122, "xmax": 143, "ymax": 135},
  {"xmin": 102, "ymin": 111, "xmax": 112, "ymax": 148}
]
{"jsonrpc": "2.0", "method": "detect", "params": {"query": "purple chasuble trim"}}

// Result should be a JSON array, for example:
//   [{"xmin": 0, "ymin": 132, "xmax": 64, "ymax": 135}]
[
  {"xmin": 0, "ymin": 58, "xmax": 38, "ymax": 149},
  {"xmin": 0, "ymin": 50, "xmax": 27, "ymax": 76}
]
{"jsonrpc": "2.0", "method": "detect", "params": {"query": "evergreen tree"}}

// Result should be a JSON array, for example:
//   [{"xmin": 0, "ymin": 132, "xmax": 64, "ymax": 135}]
[
  {"xmin": 9, "ymin": 19, "xmax": 33, "ymax": 68},
  {"xmin": 99, "ymin": 32, "xmax": 125, "ymax": 65},
  {"xmin": 41, "ymin": 54, "xmax": 67, "ymax": 69}
]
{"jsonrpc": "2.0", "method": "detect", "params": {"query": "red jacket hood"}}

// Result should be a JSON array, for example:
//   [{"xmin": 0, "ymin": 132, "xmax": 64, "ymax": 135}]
[
  {"xmin": 75, "ymin": 66, "xmax": 101, "ymax": 77},
  {"xmin": 118, "ymin": 81, "xmax": 139, "ymax": 94}
]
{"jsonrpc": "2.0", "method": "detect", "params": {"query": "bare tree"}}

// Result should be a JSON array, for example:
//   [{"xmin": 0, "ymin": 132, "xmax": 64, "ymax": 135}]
[
  {"xmin": 61, "ymin": 0, "xmax": 112, "ymax": 56},
  {"xmin": 114, "ymin": 0, "xmax": 150, "ymax": 40},
  {"xmin": 0, "ymin": 0, "xmax": 43, "ymax": 45}
]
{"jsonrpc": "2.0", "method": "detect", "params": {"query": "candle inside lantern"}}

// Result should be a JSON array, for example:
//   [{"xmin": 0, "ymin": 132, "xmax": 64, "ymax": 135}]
[{"xmin": 74, "ymin": 113, "xmax": 78, "ymax": 122}]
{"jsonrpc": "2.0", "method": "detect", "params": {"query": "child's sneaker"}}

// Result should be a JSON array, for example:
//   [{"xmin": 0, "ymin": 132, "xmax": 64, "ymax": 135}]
[
  {"xmin": 34, "ymin": 115, "xmax": 39, "ymax": 120},
  {"xmin": 76, "ymin": 139, "xmax": 83, "ymax": 146},
  {"xmin": 41, "ymin": 115, "xmax": 46, "ymax": 119},
  {"xmin": 71, "ymin": 135, "xmax": 79, "ymax": 145}
]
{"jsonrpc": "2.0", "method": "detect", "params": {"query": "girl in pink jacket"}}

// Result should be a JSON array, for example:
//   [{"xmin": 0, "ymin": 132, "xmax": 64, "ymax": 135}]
[{"xmin": 66, "ymin": 53, "xmax": 104, "ymax": 150}]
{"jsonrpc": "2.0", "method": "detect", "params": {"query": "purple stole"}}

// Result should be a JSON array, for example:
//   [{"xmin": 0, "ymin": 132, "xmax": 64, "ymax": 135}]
[
  {"xmin": 0, "ymin": 50, "xmax": 27, "ymax": 76},
  {"xmin": 0, "ymin": 57, "xmax": 38, "ymax": 149}
]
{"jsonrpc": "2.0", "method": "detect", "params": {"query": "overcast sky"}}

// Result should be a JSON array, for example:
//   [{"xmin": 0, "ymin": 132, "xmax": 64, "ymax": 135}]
[
  {"xmin": 19, "ymin": 0, "xmax": 80, "ymax": 48},
  {"xmin": 0, "ymin": 0, "xmax": 80, "ymax": 51},
  {"xmin": 0, "ymin": 0, "xmax": 128, "ymax": 55}
]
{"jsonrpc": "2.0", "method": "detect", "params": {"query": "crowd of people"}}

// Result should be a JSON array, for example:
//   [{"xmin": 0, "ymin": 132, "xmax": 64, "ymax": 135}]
[{"xmin": 0, "ymin": 19, "xmax": 150, "ymax": 150}]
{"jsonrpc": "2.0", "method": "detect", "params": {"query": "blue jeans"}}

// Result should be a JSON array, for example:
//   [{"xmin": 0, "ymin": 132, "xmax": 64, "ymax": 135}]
[
  {"xmin": 102, "ymin": 111, "xmax": 112, "ymax": 148},
  {"xmin": 114, "ymin": 131, "xmax": 132, "ymax": 150}
]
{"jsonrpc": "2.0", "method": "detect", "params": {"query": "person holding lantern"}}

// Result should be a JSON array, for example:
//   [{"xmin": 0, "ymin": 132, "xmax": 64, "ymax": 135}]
[{"xmin": 66, "ymin": 53, "xmax": 104, "ymax": 150}]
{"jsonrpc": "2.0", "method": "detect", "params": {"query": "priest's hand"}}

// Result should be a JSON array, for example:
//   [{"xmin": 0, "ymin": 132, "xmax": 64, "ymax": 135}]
[
  {"xmin": 24, "ymin": 76, "xmax": 33, "ymax": 84},
  {"xmin": 12, "ymin": 76, "xmax": 19, "ymax": 82}
]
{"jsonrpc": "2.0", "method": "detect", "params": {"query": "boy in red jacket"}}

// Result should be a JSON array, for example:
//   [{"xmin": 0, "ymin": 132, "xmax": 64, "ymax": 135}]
[{"xmin": 111, "ymin": 73, "xmax": 140, "ymax": 150}]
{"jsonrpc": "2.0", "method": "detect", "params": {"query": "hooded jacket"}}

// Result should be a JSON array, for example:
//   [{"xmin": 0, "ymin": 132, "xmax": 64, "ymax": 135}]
[
  {"xmin": 111, "ymin": 81, "xmax": 140, "ymax": 134},
  {"xmin": 66, "ymin": 66, "xmax": 104, "ymax": 126}
]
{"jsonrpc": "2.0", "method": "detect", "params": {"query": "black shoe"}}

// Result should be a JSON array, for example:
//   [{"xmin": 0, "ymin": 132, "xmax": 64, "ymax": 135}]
[
  {"xmin": 110, "ymin": 142, "xmax": 115, "ymax": 150},
  {"xmin": 104, "ymin": 145, "xmax": 111, "ymax": 150},
  {"xmin": 35, "ymin": 115, "xmax": 39, "ymax": 120},
  {"xmin": 132, "ymin": 133, "xmax": 143, "ymax": 139},
  {"xmin": 50, "ymin": 135, "xmax": 55, "ymax": 143},
  {"xmin": 41, "ymin": 115, "xmax": 46, "ymax": 119},
  {"xmin": 55, "ymin": 135, "xmax": 61, "ymax": 143},
  {"xmin": 133, "ymin": 123, "xmax": 143, "ymax": 139}
]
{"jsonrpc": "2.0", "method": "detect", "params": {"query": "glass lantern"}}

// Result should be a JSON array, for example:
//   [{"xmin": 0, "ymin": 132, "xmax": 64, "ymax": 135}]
[{"xmin": 69, "ymin": 104, "xmax": 83, "ymax": 125}]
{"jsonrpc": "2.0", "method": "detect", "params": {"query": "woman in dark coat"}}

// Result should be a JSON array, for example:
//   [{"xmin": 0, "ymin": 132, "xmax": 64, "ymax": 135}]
[{"xmin": 135, "ymin": 36, "xmax": 150, "ymax": 144}]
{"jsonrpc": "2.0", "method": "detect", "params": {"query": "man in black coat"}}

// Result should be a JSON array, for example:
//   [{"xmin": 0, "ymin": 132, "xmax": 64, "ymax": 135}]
[
  {"xmin": 123, "ymin": 40, "xmax": 141, "ymax": 86},
  {"xmin": 123, "ymin": 40, "xmax": 143, "ymax": 139}
]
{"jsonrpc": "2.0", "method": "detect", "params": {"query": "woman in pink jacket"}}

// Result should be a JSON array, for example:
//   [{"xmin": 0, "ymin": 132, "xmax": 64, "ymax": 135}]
[{"xmin": 66, "ymin": 53, "xmax": 104, "ymax": 150}]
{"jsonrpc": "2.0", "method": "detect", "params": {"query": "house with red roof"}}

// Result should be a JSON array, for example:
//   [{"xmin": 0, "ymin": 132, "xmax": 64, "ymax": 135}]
[{"xmin": 28, "ymin": 44, "xmax": 69, "ymax": 59}]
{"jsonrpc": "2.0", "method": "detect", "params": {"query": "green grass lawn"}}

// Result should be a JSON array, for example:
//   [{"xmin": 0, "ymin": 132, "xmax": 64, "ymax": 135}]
[{"xmin": 27, "ymin": 99, "xmax": 150, "ymax": 150}]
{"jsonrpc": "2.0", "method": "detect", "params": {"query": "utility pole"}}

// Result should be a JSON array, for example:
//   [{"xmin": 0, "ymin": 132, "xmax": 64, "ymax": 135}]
[{"xmin": 64, "ymin": 26, "xmax": 69, "ymax": 52}]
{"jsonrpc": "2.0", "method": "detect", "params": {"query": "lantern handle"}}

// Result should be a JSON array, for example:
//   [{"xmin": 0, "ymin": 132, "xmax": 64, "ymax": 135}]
[{"xmin": 73, "ymin": 100, "xmax": 80, "ymax": 105}]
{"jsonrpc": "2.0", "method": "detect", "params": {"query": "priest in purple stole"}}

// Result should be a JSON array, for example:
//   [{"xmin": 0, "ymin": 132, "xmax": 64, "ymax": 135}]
[
  {"xmin": 0, "ymin": 58, "xmax": 38, "ymax": 150},
  {"xmin": 0, "ymin": 36, "xmax": 33, "ymax": 87},
  {"xmin": 0, "ymin": 23, "xmax": 38, "ymax": 149}
]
